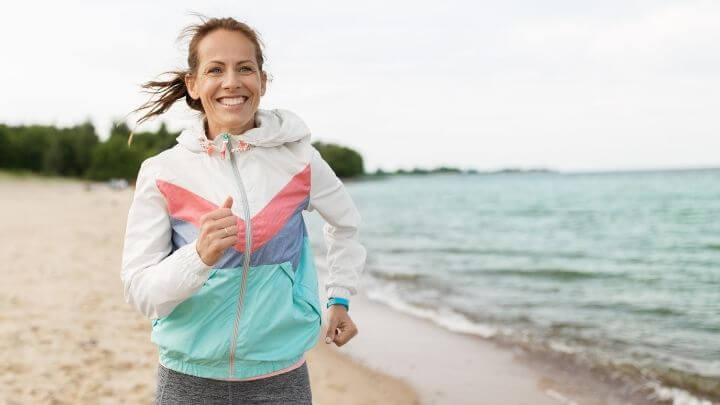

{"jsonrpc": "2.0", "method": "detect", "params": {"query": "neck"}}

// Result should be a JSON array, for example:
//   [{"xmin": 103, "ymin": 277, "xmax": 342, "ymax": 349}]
[{"xmin": 205, "ymin": 117, "xmax": 255, "ymax": 140}]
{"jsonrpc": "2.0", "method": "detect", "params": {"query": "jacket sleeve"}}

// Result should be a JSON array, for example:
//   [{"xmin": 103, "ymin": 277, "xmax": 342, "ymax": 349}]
[
  {"xmin": 307, "ymin": 147, "xmax": 367, "ymax": 300},
  {"xmin": 121, "ymin": 158, "xmax": 213, "ymax": 320}
]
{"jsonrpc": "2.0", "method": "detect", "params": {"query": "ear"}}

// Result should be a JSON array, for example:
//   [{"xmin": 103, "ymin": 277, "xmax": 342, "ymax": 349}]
[
  {"xmin": 185, "ymin": 73, "xmax": 199, "ymax": 100},
  {"xmin": 260, "ymin": 71, "xmax": 267, "ymax": 96}
]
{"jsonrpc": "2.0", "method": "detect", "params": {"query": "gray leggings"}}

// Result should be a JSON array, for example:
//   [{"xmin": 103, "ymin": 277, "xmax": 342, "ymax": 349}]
[{"xmin": 155, "ymin": 363, "xmax": 312, "ymax": 404}]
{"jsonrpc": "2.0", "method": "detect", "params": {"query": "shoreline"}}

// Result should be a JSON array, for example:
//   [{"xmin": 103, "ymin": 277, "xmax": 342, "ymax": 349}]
[
  {"xmin": 315, "ymin": 258, "xmax": 563, "ymax": 405},
  {"xmin": 312, "ymin": 258, "xmax": 717, "ymax": 405}
]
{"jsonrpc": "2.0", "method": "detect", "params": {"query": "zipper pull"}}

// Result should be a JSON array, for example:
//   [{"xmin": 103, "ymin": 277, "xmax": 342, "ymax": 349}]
[{"xmin": 220, "ymin": 133, "xmax": 230, "ymax": 160}]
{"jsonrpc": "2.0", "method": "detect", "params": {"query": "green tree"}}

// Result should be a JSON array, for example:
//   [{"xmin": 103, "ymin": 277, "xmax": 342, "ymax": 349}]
[
  {"xmin": 127, "ymin": 122, "xmax": 177, "ymax": 153},
  {"xmin": 86, "ymin": 121, "xmax": 178, "ymax": 181},
  {"xmin": 41, "ymin": 122, "xmax": 99, "ymax": 177},
  {"xmin": 86, "ymin": 135, "xmax": 147, "ymax": 181},
  {"xmin": 9, "ymin": 125, "xmax": 51, "ymax": 172},
  {"xmin": 0, "ymin": 125, "xmax": 9, "ymax": 168},
  {"xmin": 72, "ymin": 121, "xmax": 100, "ymax": 175},
  {"xmin": 312, "ymin": 141, "xmax": 364, "ymax": 178}
]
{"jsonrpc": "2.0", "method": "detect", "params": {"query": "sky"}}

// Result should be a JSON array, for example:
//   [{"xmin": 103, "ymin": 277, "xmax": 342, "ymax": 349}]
[{"xmin": 2, "ymin": 0, "xmax": 719, "ymax": 172}]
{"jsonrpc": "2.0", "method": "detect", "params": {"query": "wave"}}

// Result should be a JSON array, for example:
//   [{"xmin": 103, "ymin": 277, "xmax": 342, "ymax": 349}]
[
  {"xmin": 647, "ymin": 365, "xmax": 720, "ymax": 403},
  {"xmin": 369, "ymin": 266, "xmax": 625, "ymax": 284},
  {"xmin": 379, "ymin": 246, "xmax": 592, "ymax": 260},
  {"xmin": 367, "ymin": 269, "xmax": 424, "ymax": 282},
  {"xmin": 365, "ymin": 287, "xmax": 499, "ymax": 338},
  {"xmin": 363, "ymin": 285, "xmax": 720, "ymax": 403},
  {"xmin": 479, "ymin": 267, "xmax": 624, "ymax": 281}
]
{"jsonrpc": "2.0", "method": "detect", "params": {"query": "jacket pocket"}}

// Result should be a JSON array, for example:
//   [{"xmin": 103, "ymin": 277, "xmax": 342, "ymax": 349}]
[
  {"xmin": 150, "ymin": 267, "xmax": 236, "ymax": 367},
  {"xmin": 236, "ymin": 262, "xmax": 321, "ymax": 361}
]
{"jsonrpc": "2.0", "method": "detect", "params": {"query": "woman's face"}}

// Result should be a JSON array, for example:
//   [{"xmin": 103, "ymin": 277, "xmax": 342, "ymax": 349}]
[{"xmin": 186, "ymin": 29, "xmax": 266, "ymax": 138}]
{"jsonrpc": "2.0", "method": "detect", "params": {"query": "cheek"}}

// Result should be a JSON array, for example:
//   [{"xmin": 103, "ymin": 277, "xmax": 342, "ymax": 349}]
[
  {"xmin": 198, "ymin": 80, "xmax": 219, "ymax": 101},
  {"xmin": 248, "ymin": 80, "xmax": 264, "ymax": 102},
  {"xmin": 243, "ymin": 77, "xmax": 262, "ymax": 94}
]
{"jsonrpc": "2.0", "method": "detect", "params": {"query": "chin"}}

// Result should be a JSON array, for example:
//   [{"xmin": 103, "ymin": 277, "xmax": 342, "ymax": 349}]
[{"xmin": 228, "ymin": 117, "xmax": 253, "ymax": 128}]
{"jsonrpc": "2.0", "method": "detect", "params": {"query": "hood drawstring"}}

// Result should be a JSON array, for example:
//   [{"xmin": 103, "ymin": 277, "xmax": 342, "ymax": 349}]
[{"xmin": 219, "ymin": 134, "xmax": 229, "ymax": 160}]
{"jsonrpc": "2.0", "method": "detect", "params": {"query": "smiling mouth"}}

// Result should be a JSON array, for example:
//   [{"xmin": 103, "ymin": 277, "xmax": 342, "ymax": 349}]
[{"xmin": 217, "ymin": 96, "xmax": 248, "ymax": 106}]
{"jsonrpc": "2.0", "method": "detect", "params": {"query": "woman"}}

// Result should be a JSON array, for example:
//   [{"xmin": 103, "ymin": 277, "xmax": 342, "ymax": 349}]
[{"xmin": 121, "ymin": 17, "xmax": 366, "ymax": 404}]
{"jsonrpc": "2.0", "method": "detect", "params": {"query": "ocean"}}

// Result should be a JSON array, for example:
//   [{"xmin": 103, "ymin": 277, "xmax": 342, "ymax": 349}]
[{"xmin": 306, "ymin": 169, "xmax": 720, "ymax": 403}]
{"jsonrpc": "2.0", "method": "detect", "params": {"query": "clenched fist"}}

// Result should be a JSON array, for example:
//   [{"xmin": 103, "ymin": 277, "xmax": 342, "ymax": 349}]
[
  {"xmin": 196, "ymin": 196, "xmax": 238, "ymax": 266},
  {"xmin": 324, "ymin": 305, "xmax": 358, "ymax": 347}
]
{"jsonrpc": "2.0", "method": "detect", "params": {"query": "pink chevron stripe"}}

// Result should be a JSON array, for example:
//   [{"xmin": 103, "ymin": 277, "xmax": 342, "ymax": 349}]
[
  {"xmin": 155, "ymin": 164, "xmax": 310, "ymax": 253},
  {"xmin": 242, "ymin": 164, "xmax": 311, "ymax": 252},
  {"xmin": 156, "ymin": 180, "xmax": 225, "ymax": 228}
]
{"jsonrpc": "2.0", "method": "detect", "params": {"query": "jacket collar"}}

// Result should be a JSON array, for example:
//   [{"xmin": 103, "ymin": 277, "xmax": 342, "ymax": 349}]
[{"xmin": 176, "ymin": 109, "xmax": 311, "ymax": 158}]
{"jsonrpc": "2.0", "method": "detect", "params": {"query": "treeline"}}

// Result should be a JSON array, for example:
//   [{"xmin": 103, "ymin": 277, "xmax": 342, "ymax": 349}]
[
  {"xmin": 0, "ymin": 122, "xmax": 364, "ymax": 181},
  {"xmin": 0, "ymin": 121, "xmax": 177, "ymax": 181},
  {"xmin": 369, "ymin": 167, "xmax": 554, "ymax": 176},
  {"xmin": 373, "ymin": 167, "xmax": 464, "ymax": 176},
  {"xmin": 0, "ymin": 122, "xmax": 99, "ymax": 177}
]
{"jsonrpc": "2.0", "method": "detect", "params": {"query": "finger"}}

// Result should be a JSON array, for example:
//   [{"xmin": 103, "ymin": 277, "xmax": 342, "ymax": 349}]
[
  {"xmin": 216, "ymin": 234, "xmax": 239, "ymax": 250},
  {"xmin": 209, "ymin": 225, "xmax": 238, "ymax": 241},
  {"xmin": 202, "ymin": 215, "xmax": 237, "ymax": 234},
  {"xmin": 203, "ymin": 207, "xmax": 234, "ymax": 222},
  {"xmin": 200, "ymin": 217, "xmax": 230, "ymax": 237},
  {"xmin": 325, "ymin": 317, "xmax": 340, "ymax": 344},
  {"xmin": 206, "ymin": 216, "xmax": 237, "ymax": 233},
  {"xmin": 207, "ymin": 234, "xmax": 238, "ymax": 254},
  {"xmin": 334, "ymin": 322, "xmax": 358, "ymax": 346},
  {"xmin": 222, "ymin": 196, "xmax": 233, "ymax": 209}
]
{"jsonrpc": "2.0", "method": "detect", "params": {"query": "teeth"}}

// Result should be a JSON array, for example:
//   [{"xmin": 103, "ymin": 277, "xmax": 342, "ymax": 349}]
[{"xmin": 218, "ymin": 97, "xmax": 247, "ymax": 106}]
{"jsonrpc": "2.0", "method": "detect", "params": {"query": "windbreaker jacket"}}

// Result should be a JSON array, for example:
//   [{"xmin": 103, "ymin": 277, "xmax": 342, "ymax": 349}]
[{"xmin": 121, "ymin": 109, "xmax": 366, "ymax": 379}]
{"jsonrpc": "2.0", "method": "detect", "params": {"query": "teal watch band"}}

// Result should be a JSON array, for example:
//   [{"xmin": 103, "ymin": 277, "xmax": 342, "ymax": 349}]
[{"xmin": 326, "ymin": 297, "xmax": 349, "ymax": 311}]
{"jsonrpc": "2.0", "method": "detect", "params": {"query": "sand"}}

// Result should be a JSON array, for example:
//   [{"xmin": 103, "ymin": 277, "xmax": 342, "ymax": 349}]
[{"xmin": 0, "ymin": 174, "xmax": 419, "ymax": 405}]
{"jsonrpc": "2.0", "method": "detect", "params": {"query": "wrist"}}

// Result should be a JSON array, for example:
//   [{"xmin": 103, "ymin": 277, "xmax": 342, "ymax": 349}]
[
  {"xmin": 191, "ymin": 240, "xmax": 213, "ymax": 269},
  {"xmin": 326, "ymin": 297, "xmax": 349, "ymax": 312}
]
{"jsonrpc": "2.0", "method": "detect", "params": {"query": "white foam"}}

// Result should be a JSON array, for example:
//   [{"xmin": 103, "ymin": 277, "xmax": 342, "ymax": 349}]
[
  {"xmin": 645, "ymin": 382, "xmax": 714, "ymax": 405},
  {"xmin": 545, "ymin": 389, "xmax": 579, "ymax": 405},
  {"xmin": 365, "ymin": 284, "xmax": 499, "ymax": 339},
  {"xmin": 549, "ymin": 340, "xmax": 580, "ymax": 354}
]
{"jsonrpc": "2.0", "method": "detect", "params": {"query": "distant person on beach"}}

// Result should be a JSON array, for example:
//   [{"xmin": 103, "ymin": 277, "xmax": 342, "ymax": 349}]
[{"xmin": 120, "ymin": 16, "xmax": 366, "ymax": 404}]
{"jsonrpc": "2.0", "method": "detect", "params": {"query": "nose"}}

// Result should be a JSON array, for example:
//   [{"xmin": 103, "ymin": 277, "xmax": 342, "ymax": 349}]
[{"xmin": 222, "ymin": 69, "xmax": 243, "ymax": 90}]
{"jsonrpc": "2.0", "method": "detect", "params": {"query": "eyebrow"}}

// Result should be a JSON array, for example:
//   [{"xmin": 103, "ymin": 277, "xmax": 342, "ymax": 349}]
[{"xmin": 206, "ymin": 60, "xmax": 255, "ymax": 66}]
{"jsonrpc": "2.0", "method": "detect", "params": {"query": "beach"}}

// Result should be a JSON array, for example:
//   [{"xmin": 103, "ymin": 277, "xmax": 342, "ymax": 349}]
[
  {"xmin": 0, "ymin": 175, "xmax": 419, "ymax": 405},
  {"xmin": 2, "ymin": 173, "xmax": 710, "ymax": 404}
]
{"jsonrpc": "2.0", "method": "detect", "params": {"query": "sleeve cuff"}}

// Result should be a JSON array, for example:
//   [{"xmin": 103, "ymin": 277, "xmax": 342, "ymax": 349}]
[
  {"xmin": 184, "ymin": 240, "xmax": 213, "ymax": 276},
  {"xmin": 327, "ymin": 286, "xmax": 352, "ymax": 300}
]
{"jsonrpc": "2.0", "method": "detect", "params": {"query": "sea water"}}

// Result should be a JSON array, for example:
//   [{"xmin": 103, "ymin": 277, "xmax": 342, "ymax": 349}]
[{"xmin": 306, "ymin": 169, "xmax": 720, "ymax": 403}]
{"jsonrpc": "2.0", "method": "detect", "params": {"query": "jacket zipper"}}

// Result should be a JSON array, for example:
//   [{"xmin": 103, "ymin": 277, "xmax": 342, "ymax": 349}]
[{"xmin": 222, "ymin": 134, "xmax": 253, "ymax": 377}]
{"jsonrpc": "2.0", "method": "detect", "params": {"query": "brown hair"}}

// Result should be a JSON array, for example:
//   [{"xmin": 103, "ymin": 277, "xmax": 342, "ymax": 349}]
[{"xmin": 133, "ymin": 16, "xmax": 266, "ymax": 126}]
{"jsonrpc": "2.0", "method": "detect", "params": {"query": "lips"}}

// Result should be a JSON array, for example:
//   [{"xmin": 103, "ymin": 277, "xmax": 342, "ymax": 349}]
[{"xmin": 217, "ymin": 96, "xmax": 248, "ymax": 106}]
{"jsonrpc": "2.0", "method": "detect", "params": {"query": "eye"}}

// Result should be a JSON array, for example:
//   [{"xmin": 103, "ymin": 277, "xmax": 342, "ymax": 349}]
[
  {"xmin": 238, "ymin": 66, "xmax": 254, "ymax": 74},
  {"xmin": 207, "ymin": 66, "xmax": 222, "ymax": 74}
]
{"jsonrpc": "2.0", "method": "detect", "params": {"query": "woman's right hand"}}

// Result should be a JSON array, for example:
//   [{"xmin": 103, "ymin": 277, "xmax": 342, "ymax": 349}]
[{"xmin": 196, "ymin": 196, "xmax": 238, "ymax": 266}]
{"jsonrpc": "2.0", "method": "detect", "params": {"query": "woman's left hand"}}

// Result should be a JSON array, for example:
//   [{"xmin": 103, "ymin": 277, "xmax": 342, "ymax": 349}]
[{"xmin": 324, "ymin": 306, "xmax": 358, "ymax": 347}]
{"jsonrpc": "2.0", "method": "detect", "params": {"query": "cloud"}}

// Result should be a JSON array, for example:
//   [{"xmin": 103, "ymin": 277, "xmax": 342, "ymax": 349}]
[{"xmin": 1, "ymin": 0, "xmax": 719, "ymax": 171}]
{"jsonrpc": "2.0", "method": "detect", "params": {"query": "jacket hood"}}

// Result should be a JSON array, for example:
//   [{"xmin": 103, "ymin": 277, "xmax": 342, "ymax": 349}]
[{"xmin": 176, "ymin": 108, "xmax": 311, "ymax": 155}]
